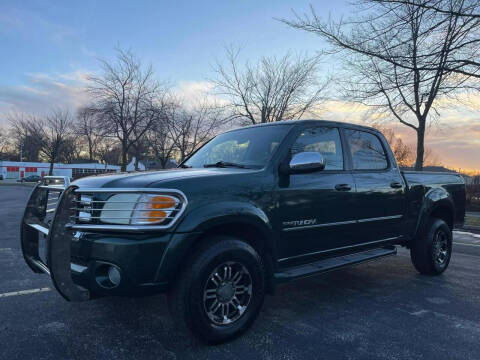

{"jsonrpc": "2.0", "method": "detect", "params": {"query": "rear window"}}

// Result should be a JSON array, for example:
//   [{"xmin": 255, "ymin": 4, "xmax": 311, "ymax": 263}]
[{"xmin": 345, "ymin": 129, "xmax": 388, "ymax": 170}]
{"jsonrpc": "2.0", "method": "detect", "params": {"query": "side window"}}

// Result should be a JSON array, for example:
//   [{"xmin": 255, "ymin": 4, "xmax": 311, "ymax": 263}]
[
  {"xmin": 345, "ymin": 129, "xmax": 388, "ymax": 170},
  {"xmin": 291, "ymin": 127, "xmax": 344, "ymax": 170}
]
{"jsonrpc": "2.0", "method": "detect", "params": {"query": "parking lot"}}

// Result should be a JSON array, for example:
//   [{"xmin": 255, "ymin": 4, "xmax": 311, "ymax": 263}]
[{"xmin": 1, "ymin": 185, "xmax": 479, "ymax": 360}]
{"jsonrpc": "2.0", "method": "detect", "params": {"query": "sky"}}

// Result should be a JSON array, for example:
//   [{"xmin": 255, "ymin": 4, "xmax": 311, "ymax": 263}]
[{"xmin": 0, "ymin": 0, "xmax": 479, "ymax": 172}]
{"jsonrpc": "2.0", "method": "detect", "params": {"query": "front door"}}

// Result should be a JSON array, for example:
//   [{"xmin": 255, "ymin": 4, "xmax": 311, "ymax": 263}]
[
  {"xmin": 276, "ymin": 126, "xmax": 357, "ymax": 267},
  {"xmin": 343, "ymin": 128, "xmax": 406, "ymax": 244}
]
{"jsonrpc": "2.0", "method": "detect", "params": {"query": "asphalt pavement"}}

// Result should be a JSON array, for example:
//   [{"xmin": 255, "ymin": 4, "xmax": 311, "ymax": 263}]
[{"xmin": 1, "ymin": 185, "xmax": 479, "ymax": 360}]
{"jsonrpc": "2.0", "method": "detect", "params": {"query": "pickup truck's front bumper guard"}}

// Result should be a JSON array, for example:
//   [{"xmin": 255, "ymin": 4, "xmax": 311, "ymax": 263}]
[{"xmin": 20, "ymin": 177, "xmax": 90, "ymax": 302}]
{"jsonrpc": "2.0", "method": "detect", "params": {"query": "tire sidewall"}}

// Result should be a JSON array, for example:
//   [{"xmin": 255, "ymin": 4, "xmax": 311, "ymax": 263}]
[
  {"xmin": 427, "ymin": 219, "xmax": 452, "ymax": 274},
  {"xmin": 188, "ymin": 239, "xmax": 265, "ymax": 343}
]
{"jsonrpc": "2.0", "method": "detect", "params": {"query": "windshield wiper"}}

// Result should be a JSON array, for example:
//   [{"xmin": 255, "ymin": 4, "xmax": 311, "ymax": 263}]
[{"xmin": 204, "ymin": 161, "xmax": 248, "ymax": 169}]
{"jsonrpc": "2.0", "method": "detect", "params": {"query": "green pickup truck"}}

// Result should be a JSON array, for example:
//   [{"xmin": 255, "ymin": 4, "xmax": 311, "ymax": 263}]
[{"xmin": 21, "ymin": 120, "xmax": 465, "ymax": 343}]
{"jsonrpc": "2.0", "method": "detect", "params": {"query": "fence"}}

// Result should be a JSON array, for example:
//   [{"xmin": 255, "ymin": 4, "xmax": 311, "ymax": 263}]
[{"xmin": 466, "ymin": 184, "xmax": 480, "ymax": 212}]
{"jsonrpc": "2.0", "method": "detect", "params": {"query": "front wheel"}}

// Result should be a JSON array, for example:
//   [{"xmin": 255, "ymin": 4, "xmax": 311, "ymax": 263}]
[
  {"xmin": 410, "ymin": 218, "xmax": 452, "ymax": 275},
  {"xmin": 168, "ymin": 236, "xmax": 265, "ymax": 344}
]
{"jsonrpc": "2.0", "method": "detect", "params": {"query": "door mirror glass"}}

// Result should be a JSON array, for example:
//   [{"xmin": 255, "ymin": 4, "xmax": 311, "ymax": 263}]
[{"xmin": 289, "ymin": 152, "xmax": 326, "ymax": 174}]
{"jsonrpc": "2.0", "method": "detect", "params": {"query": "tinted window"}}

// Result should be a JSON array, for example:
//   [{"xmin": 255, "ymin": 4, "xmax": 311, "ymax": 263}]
[
  {"xmin": 291, "ymin": 127, "xmax": 343, "ymax": 170},
  {"xmin": 184, "ymin": 125, "xmax": 291, "ymax": 169},
  {"xmin": 345, "ymin": 129, "xmax": 388, "ymax": 170}
]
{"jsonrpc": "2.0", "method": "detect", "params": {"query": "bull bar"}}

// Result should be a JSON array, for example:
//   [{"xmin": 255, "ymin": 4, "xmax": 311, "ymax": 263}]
[{"xmin": 20, "ymin": 176, "xmax": 90, "ymax": 302}]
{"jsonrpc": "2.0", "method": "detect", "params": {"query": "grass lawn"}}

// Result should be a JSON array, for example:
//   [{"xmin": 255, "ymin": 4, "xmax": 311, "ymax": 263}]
[{"xmin": 465, "ymin": 215, "xmax": 480, "ymax": 227}]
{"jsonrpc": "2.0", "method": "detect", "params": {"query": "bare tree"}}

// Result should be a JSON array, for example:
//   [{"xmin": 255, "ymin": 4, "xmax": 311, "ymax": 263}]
[
  {"xmin": 373, "ymin": 125, "xmax": 414, "ymax": 167},
  {"xmin": 373, "ymin": 124, "xmax": 442, "ymax": 167},
  {"xmin": 212, "ymin": 48, "xmax": 329, "ymax": 124},
  {"xmin": 129, "ymin": 97, "xmax": 168, "ymax": 170},
  {"xmin": 0, "ymin": 126, "xmax": 16, "ymax": 160},
  {"xmin": 373, "ymin": 0, "xmax": 480, "ymax": 20},
  {"xmin": 75, "ymin": 107, "xmax": 100, "ymax": 162},
  {"xmin": 145, "ymin": 115, "xmax": 176, "ymax": 169},
  {"xmin": 88, "ymin": 48, "xmax": 167, "ymax": 171},
  {"xmin": 58, "ymin": 136, "xmax": 83, "ymax": 164},
  {"xmin": 8, "ymin": 113, "xmax": 44, "ymax": 162},
  {"xmin": 96, "ymin": 138, "xmax": 121, "ymax": 169},
  {"xmin": 0, "ymin": 128, "xmax": 8, "ymax": 154},
  {"xmin": 37, "ymin": 109, "xmax": 73, "ymax": 175},
  {"xmin": 284, "ymin": 0, "xmax": 480, "ymax": 169},
  {"xmin": 168, "ymin": 99, "xmax": 226, "ymax": 162}
]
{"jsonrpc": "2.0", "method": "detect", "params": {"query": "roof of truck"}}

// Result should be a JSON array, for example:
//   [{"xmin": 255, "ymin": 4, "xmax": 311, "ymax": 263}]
[{"xmin": 236, "ymin": 119, "xmax": 380, "ymax": 133}]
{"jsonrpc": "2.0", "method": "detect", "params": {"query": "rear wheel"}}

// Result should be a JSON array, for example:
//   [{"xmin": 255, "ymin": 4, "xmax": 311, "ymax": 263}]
[
  {"xmin": 168, "ymin": 236, "xmax": 265, "ymax": 343},
  {"xmin": 410, "ymin": 218, "xmax": 452, "ymax": 275}
]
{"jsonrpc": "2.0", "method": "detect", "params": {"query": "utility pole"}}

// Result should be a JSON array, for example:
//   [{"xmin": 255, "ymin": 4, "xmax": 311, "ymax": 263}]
[{"xmin": 20, "ymin": 143, "xmax": 23, "ymax": 162}]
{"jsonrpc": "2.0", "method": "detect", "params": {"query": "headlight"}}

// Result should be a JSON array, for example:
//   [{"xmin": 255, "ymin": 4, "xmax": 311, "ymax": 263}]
[
  {"xmin": 131, "ymin": 194, "xmax": 178, "ymax": 225},
  {"xmin": 100, "ymin": 194, "xmax": 180, "ymax": 225}
]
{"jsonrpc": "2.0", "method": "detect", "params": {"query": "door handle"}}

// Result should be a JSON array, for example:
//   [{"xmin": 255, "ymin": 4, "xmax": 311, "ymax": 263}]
[
  {"xmin": 390, "ymin": 182, "xmax": 403, "ymax": 189},
  {"xmin": 335, "ymin": 184, "xmax": 352, "ymax": 191}
]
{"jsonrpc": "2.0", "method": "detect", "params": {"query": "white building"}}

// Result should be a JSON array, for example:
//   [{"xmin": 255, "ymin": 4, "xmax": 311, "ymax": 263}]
[
  {"xmin": 0, "ymin": 160, "xmax": 120, "ymax": 180},
  {"xmin": 126, "ymin": 157, "xmax": 146, "ymax": 172}
]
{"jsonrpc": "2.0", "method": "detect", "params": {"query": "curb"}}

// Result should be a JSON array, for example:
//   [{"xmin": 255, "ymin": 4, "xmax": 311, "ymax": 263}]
[{"xmin": 460, "ymin": 225, "xmax": 480, "ymax": 234}]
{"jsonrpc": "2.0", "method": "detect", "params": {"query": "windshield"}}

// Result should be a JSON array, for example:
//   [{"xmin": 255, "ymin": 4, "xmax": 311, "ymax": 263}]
[{"xmin": 183, "ymin": 125, "xmax": 292, "ymax": 169}]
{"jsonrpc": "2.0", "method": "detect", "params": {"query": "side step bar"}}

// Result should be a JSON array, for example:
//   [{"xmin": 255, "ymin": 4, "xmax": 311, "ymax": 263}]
[{"xmin": 274, "ymin": 246, "xmax": 397, "ymax": 282}]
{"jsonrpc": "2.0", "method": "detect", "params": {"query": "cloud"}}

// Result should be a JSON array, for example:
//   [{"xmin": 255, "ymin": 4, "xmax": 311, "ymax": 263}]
[
  {"xmin": 0, "ymin": 71, "xmax": 91, "ymax": 121},
  {"xmin": 172, "ymin": 80, "xmax": 229, "ymax": 107},
  {"xmin": 174, "ymin": 81, "xmax": 215, "ymax": 100}
]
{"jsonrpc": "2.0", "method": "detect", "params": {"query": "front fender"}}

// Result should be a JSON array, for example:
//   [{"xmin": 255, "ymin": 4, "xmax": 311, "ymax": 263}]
[
  {"xmin": 177, "ymin": 201, "xmax": 271, "ymax": 233},
  {"xmin": 154, "ymin": 201, "xmax": 274, "ymax": 283}
]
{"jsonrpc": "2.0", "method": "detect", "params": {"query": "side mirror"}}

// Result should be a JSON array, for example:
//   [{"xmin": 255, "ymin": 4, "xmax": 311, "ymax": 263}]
[{"xmin": 287, "ymin": 151, "xmax": 326, "ymax": 174}]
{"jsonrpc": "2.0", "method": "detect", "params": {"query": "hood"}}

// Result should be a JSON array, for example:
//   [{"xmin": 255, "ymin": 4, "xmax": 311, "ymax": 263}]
[{"xmin": 71, "ymin": 168, "xmax": 257, "ymax": 189}]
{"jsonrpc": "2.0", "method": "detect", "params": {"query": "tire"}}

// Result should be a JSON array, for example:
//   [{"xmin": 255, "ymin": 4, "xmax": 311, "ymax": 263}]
[
  {"xmin": 410, "ymin": 218, "xmax": 452, "ymax": 275},
  {"xmin": 168, "ymin": 236, "xmax": 266, "ymax": 344}
]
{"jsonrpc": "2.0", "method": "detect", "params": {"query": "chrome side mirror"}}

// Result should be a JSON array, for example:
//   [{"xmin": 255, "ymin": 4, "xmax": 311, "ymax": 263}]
[{"xmin": 288, "ymin": 152, "xmax": 326, "ymax": 174}]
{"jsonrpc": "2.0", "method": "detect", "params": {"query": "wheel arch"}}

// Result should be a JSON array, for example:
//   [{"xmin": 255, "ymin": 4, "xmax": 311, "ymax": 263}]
[
  {"xmin": 155, "ymin": 202, "xmax": 277, "ymax": 293},
  {"xmin": 413, "ymin": 187, "xmax": 455, "ymax": 241}
]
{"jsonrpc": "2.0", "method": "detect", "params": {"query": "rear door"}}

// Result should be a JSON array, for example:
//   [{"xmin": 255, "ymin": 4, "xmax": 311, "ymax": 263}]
[{"xmin": 343, "ymin": 128, "xmax": 406, "ymax": 244}]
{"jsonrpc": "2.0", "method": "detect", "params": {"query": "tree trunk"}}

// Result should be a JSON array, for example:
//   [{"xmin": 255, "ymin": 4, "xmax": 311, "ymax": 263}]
[
  {"xmin": 88, "ymin": 139, "xmax": 93, "ymax": 162},
  {"xmin": 49, "ymin": 160, "xmax": 54, "ymax": 176},
  {"xmin": 160, "ymin": 157, "xmax": 167, "ymax": 169},
  {"xmin": 121, "ymin": 141, "xmax": 127, "ymax": 172},
  {"xmin": 414, "ymin": 123, "xmax": 425, "ymax": 171}
]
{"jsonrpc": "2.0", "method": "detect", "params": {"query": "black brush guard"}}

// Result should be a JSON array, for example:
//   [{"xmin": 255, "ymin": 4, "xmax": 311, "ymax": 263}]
[{"xmin": 20, "ymin": 177, "xmax": 90, "ymax": 302}]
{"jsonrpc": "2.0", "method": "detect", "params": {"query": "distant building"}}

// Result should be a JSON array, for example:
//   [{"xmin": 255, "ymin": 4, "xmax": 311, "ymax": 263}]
[{"xmin": 0, "ymin": 160, "xmax": 120, "ymax": 180}]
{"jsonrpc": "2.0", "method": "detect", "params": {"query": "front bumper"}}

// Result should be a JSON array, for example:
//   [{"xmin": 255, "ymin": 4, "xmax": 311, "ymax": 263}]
[
  {"xmin": 20, "ymin": 180, "xmax": 192, "ymax": 301},
  {"xmin": 69, "ymin": 231, "xmax": 173, "ymax": 298}
]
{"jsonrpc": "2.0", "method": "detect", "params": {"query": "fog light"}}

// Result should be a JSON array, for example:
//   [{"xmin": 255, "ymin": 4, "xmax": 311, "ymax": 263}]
[{"xmin": 108, "ymin": 266, "xmax": 121, "ymax": 286}]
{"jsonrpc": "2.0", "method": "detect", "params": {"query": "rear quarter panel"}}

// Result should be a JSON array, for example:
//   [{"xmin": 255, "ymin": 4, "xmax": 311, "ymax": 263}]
[{"xmin": 403, "ymin": 171, "xmax": 465, "ymax": 239}]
